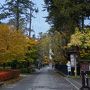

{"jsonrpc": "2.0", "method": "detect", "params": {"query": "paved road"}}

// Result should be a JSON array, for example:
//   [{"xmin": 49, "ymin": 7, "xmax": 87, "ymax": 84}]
[{"xmin": 0, "ymin": 66, "xmax": 79, "ymax": 90}]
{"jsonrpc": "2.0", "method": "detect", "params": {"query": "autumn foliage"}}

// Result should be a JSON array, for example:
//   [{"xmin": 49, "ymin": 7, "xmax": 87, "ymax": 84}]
[
  {"xmin": 68, "ymin": 28, "xmax": 90, "ymax": 59},
  {"xmin": 0, "ymin": 24, "xmax": 27, "ymax": 63},
  {"xmin": 25, "ymin": 37, "xmax": 38, "ymax": 63},
  {"xmin": 0, "ymin": 24, "xmax": 39, "ymax": 69},
  {"xmin": 68, "ymin": 28, "xmax": 90, "ymax": 48},
  {"xmin": 0, "ymin": 70, "xmax": 20, "ymax": 81}
]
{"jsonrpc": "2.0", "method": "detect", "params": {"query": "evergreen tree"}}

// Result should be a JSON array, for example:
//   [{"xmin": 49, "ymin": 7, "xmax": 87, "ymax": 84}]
[
  {"xmin": 44, "ymin": 0, "xmax": 90, "ymax": 63},
  {"xmin": 44, "ymin": 0, "xmax": 90, "ymax": 31},
  {"xmin": 0, "ymin": 0, "xmax": 36, "ymax": 31}
]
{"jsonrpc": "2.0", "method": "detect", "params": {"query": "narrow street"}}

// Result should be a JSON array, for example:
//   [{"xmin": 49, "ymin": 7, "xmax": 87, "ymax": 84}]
[{"xmin": 0, "ymin": 66, "xmax": 79, "ymax": 90}]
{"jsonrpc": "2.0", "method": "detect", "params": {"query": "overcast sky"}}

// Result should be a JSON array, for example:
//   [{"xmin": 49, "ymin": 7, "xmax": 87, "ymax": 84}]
[{"xmin": 32, "ymin": 0, "xmax": 50, "ymax": 37}]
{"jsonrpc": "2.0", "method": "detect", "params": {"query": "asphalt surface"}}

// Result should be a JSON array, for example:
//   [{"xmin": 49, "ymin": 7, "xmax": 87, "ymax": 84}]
[{"xmin": 0, "ymin": 66, "xmax": 80, "ymax": 90}]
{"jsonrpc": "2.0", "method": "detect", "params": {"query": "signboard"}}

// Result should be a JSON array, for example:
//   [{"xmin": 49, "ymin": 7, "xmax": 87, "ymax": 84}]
[
  {"xmin": 70, "ymin": 54, "xmax": 75, "ymax": 67},
  {"xmin": 80, "ymin": 63, "xmax": 89, "ymax": 71}
]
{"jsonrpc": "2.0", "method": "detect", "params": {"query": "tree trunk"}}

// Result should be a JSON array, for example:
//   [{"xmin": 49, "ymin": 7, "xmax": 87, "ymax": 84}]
[
  {"xmin": 16, "ymin": 0, "xmax": 20, "ymax": 31},
  {"xmin": 81, "ymin": 15, "xmax": 84, "ymax": 30},
  {"xmin": 29, "ymin": 4, "xmax": 32, "ymax": 37}
]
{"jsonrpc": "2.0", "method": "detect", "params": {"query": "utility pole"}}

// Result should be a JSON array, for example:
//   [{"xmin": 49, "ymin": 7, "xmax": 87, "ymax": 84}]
[
  {"xmin": 28, "ymin": 0, "xmax": 38, "ymax": 37},
  {"xmin": 16, "ymin": 0, "xmax": 20, "ymax": 31},
  {"xmin": 74, "ymin": 54, "xmax": 77, "ymax": 77}
]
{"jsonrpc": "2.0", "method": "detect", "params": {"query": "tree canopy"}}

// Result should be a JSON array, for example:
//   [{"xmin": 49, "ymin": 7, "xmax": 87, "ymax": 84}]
[
  {"xmin": 0, "ymin": 0, "xmax": 37, "ymax": 32},
  {"xmin": 0, "ymin": 24, "xmax": 27, "ymax": 63},
  {"xmin": 68, "ymin": 28, "xmax": 90, "ymax": 48},
  {"xmin": 44, "ymin": 0, "xmax": 90, "ymax": 63},
  {"xmin": 44, "ymin": 0, "xmax": 90, "ymax": 32},
  {"xmin": 68, "ymin": 28, "xmax": 90, "ymax": 59},
  {"xmin": 0, "ymin": 24, "xmax": 38, "ymax": 64}
]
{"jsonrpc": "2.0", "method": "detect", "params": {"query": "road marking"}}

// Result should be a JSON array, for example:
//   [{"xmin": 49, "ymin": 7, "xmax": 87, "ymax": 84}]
[
  {"xmin": 69, "ymin": 78, "xmax": 82, "ymax": 86},
  {"xmin": 57, "ymin": 71, "xmax": 82, "ymax": 89},
  {"xmin": 65, "ymin": 78, "xmax": 80, "ymax": 90},
  {"xmin": 5, "ymin": 84, "xmax": 16, "ymax": 88}
]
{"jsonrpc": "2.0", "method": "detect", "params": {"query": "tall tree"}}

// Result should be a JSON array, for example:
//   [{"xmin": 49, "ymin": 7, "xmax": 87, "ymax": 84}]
[
  {"xmin": 25, "ymin": 1, "xmax": 38, "ymax": 37},
  {"xmin": 44, "ymin": 0, "xmax": 90, "ymax": 51},
  {"xmin": 44, "ymin": 0, "xmax": 90, "ymax": 64},
  {"xmin": 50, "ymin": 31, "xmax": 67, "ymax": 64},
  {"xmin": 0, "ymin": 0, "xmax": 36, "ymax": 31},
  {"xmin": 37, "ymin": 33, "xmax": 51, "ymax": 64},
  {"xmin": 44, "ymin": 0, "xmax": 90, "ymax": 31},
  {"xmin": 0, "ymin": 24, "xmax": 27, "ymax": 63},
  {"xmin": 68, "ymin": 28, "xmax": 90, "ymax": 60}
]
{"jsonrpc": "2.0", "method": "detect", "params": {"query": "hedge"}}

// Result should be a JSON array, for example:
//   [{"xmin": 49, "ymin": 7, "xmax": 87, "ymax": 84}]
[{"xmin": 0, "ymin": 70, "xmax": 20, "ymax": 81}]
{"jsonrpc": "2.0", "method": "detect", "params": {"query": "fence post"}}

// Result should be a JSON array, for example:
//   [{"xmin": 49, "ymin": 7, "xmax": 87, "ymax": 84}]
[{"xmin": 80, "ymin": 71, "xmax": 90, "ymax": 90}]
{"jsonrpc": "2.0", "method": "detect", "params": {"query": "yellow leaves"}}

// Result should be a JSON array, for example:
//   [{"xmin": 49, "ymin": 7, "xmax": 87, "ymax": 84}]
[
  {"xmin": 84, "ymin": 31, "xmax": 90, "ymax": 47},
  {"xmin": 68, "ymin": 28, "xmax": 90, "ymax": 59},
  {"xmin": 79, "ymin": 49, "xmax": 90, "ymax": 59},
  {"xmin": 26, "ymin": 37, "xmax": 38, "ymax": 50},
  {"xmin": 0, "ymin": 24, "xmax": 27, "ymax": 63},
  {"xmin": 11, "ymin": 31, "xmax": 26, "ymax": 54},
  {"xmin": 68, "ymin": 29, "xmax": 83, "ymax": 47},
  {"xmin": 0, "ymin": 25, "xmax": 10, "ymax": 51},
  {"xmin": 27, "ymin": 38, "xmax": 38, "ymax": 45},
  {"xmin": 68, "ymin": 28, "xmax": 90, "ymax": 48},
  {"xmin": 0, "ymin": 24, "xmax": 39, "ymax": 63}
]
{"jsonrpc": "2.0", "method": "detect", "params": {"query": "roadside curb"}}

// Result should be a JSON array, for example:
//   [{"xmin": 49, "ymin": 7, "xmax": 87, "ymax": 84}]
[
  {"xmin": 56, "ymin": 70, "xmax": 67, "ymax": 77},
  {"xmin": 57, "ymin": 70, "xmax": 82, "ymax": 90},
  {"xmin": 65, "ymin": 77, "xmax": 81, "ymax": 90}
]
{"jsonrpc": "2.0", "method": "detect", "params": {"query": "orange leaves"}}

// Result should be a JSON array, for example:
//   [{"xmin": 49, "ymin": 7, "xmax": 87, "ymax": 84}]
[
  {"xmin": 0, "ymin": 24, "xmax": 27, "ymax": 63},
  {"xmin": 0, "ymin": 24, "xmax": 39, "ymax": 63}
]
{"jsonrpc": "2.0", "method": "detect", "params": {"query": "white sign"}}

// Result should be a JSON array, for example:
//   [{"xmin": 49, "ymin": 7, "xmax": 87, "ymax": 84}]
[{"xmin": 70, "ymin": 54, "xmax": 75, "ymax": 67}]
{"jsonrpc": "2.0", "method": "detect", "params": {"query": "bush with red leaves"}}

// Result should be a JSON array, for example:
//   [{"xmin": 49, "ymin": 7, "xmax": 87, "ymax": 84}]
[{"xmin": 0, "ymin": 70, "xmax": 20, "ymax": 81}]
